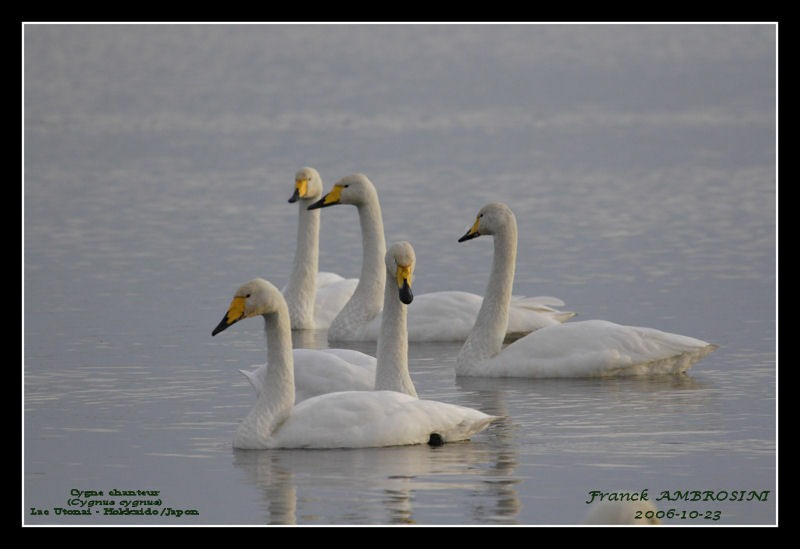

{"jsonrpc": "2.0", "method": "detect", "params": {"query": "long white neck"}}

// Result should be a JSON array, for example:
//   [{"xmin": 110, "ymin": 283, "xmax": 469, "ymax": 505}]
[
  {"xmin": 329, "ymin": 191, "xmax": 386, "ymax": 338},
  {"xmin": 233, "ymin": 302, "xmax": 295, "ymax": 449},
  {"xmin": 456, "ymin": 219, "xmax": 517, "ymax": 374},
  {"xmin": 374, "ymin": 270, "xmax": 417, "ymax": 397},
  {"xmin": 283, "ymin": 199, "xmax": 320, "ymax": 329}
]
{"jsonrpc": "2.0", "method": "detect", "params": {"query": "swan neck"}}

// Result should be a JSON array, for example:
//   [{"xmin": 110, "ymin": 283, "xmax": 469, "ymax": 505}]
[
  {"xmin": 457, "ymin": 222, "xmax": 517, "ymax": 371},
  {"xmin": 263, "ymin": 307, "xmax": 295, "ymax": 398},
  {"xmin": 234, "ymin": 305, "xmax": 295, "ymax": 448},
  {"xmin": 283, "ymin": 201, "xmax": 320, "ymax": 328},
  {"xmin": 356, "ymin": 198, "xmax": 387, "ymax": 301},
  {"xmin": 330, "ymin": 194, "xmax": 387, "ymax": 336},
  {"xmin": 375, "ymin": 270, "xmax": 417, "ymax": 397}
]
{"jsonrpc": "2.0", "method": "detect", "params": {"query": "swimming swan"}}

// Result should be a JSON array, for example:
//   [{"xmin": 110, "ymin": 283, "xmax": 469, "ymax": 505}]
[
  {"xmin": 455, "ymin": 202, "xmax": 718, "ymax": 378},
  {"xmin": 211, "ymin": 245, "xmax": 496, "ymax": 449},
  {"xmin": 238, "ymin": 240, "xmax": 424, "ymax": 399},
  {"xmin": 282, "ymin": 167, "xmax": 358, "ymax": 330},
  {"xmin": 308, "ymin": 173, "xmax": 575, "ymax": 342}
]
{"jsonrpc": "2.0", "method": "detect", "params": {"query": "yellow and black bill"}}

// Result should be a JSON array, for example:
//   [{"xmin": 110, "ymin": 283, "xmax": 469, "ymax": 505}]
[
  {"xmin": 211, "ymin": 296, "xmax": 247, "ymax": 336},
  {"xmin": 307, "ymin": 184, "xmax": 344, "ymax": 210},
  {"xmin": 458, "ymin": 216, "xmax": 481, "ymax": 242},
  {"xmin": 396, "ymin": 264, "xmax": 414, "ymax": 305},
  {"xmin": 288, "ymin": 177, "xmax": 308, "ymax": 203}
]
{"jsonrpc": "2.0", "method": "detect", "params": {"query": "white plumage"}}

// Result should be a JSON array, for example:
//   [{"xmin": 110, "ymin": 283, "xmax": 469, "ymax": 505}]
[
  {"xmin": 455, "ymin": 202, "xmax": 717, "ymax": 378},
  {"xmin": 212, "ymin": 242, "xmax": 496, "ymax": 449},
  {"xmin": 267, "ymin": 390, "xmax": 493, "ymax": 449},
  {"xmin": 239, "ymin": 348, "xmax": 375, "ymax": 402}
]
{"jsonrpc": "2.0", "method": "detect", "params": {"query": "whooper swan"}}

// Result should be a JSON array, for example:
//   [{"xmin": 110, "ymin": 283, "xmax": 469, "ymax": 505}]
[
  {"xmin": 282, "ymin": 167, "xmax": 357, "ymax": 330},
  {"xmin": 455, "ymin": 202, "xmax": 717, "ymax": 378},
  {"xmin": 211, "ymin": 244, "xmax": 496, "ymax": 449}
]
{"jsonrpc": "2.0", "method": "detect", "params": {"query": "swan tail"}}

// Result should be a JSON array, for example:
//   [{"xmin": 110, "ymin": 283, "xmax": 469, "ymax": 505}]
[
  {"xmin": 438, "ymin": 414, "xmax": 499, "ymax": 443},
  {"xmin": 238, "ymin": 367, "xmax": 263, "ymax": 394},
  {"xmin": 512, "ymin": 295, "xmax": 567, "ymax": 308},
  {"xmin": 605, "ymin": 343, "xmax": 719, "ymax": 376},
  {"xmin": 554, "ymin": 311, "xmax": 578, "ymax": 323},
  {"xmin": 511, "ymin": 296, "xmax": 575, "ymax": 318}
]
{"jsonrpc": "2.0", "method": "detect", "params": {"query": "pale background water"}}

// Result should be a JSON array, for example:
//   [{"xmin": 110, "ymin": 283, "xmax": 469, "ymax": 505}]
[{"xmin": 23, "ymin": 23, "xmax": 776, "ymax": 526}]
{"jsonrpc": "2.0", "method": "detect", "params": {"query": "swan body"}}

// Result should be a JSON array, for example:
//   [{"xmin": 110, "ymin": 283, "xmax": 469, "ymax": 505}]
[
  {"xmin": 455, "ymin": 202, "xmax": 717, "ymax": 378},
  {"xmin": 212, "ymin": 243, "xmax": 496, "ymax": 449},
  {"xmin": 282, "ymin": 167, "xmax": 357, "ymax": 330},
  {"xmin": 262, "ymin": 390, "xmax": 491, "ymax": 449},
  {"xmin": 239, "ymin": 348, "xmax": 375, "ymax": 401},
  {"xmin": 308, "ymin": 173, "xmax": 574, "ymax": 342}
]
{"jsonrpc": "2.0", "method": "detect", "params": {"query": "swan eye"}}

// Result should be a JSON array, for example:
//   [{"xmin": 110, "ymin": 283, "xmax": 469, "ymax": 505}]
[
  {"xmin": 245, "ymin": 294, "xmax": 251, "ymax": 298},
  {"xmin": 343, "ymin": 184, "xmax": 349, "ymax": 188}
]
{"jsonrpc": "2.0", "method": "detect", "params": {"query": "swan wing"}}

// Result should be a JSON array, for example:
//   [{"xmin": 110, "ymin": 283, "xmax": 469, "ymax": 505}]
[
  {"xmin": 313, "ymin": 277, "xmax": 359, "ymax": 329},
  {"xmin": 507, "ymin": 295, "xmax": 577, "ymax": 334},
  {"xmin": 315, "ymin": 271, "xmax": 347, "ymax": 288},
  {"xmin": 480, "ymin": 319, "xmax": 717, "ymax": 378},
  {"xmin": 405, "ymin": 291, "xmax": 484, "ymax": 342},
  {"xmin": 293, "ymin": 349, "xmax": 376, "ymax": 401},
  {"xmin": 511, "ymin": 295, "xmax": 567, "ymax": 308},
  {"xmin": 332, "ymin": 291, "xmax": 574, "ymax": 342},
  {"xmin": 318, "ymin": 348, "xmax": 377, "ymax": 369},
  {"xmin": 239, "ymin": 348, "xmax": 375, "ymax": 401}
]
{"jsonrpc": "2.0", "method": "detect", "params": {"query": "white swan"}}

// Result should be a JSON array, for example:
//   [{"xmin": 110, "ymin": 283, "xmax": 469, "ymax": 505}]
[
  {"xmin": 455, "ymin": 202, "xmax": 718, "ymax": 378},
  {"xmin": 308, "ymin": 173, "xmax": 575, "ymax": 342},
  {"xmin": 282, "ymin": 167, "xmax": 358, "ymax": 330},
  {"xmin": 238, "ymin": 240, "xmax": 423, "ymax": 399},
  {"xmin": 211, "ymin": 245, "xmax": 496, "ymax": 449}
]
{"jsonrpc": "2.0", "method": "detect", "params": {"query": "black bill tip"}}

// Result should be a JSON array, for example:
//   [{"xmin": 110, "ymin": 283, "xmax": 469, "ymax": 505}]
[
  {"xmin": 212, "ymin": 315, "xmax": 236, "ymax": 336},
  {"xmin": 307, "ymin": 197, "xmax": 327, "ymax": 210},
  {"xmin": 399, "ymin": 279, "xmax": 414, "ymax": 305},
  {"xmin": 458, "ymin": 230, "xmax": 480, "ymax": 243},
  {"xmin": 288, "ymin": 188, "xmax": 300, "ymax": 203}
]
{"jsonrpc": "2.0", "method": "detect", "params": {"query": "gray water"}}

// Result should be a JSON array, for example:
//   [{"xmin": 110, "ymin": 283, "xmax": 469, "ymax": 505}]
[{"xmin": 23, "ymin": 23, "xmax": 776, "ymax": 526}]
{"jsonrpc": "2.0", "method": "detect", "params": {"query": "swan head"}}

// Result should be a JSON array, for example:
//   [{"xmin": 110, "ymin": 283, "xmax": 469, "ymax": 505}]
[
  {"xmin": 386, "ymin": 241, "xmax": 415, "ymax": 305},
  {"xmin": 458, "ymin": 202, "xmax": 516, "ymax": 242},
  {"xmin": 288, "ymin": 167, "xmax": 324, "ymax": 203},
  {"xmin": 211, "ymin": 278, "xmax": 283, "ymax": 336},
  {"xmin": 307, "ymin": 173, "xmax": 376, "ymax": 210}
]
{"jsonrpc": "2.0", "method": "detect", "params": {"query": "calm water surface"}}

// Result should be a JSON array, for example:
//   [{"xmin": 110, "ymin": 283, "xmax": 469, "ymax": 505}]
[{"xmin": 23, "ymin": 23, "xmax": 776, "ymax": 526}]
